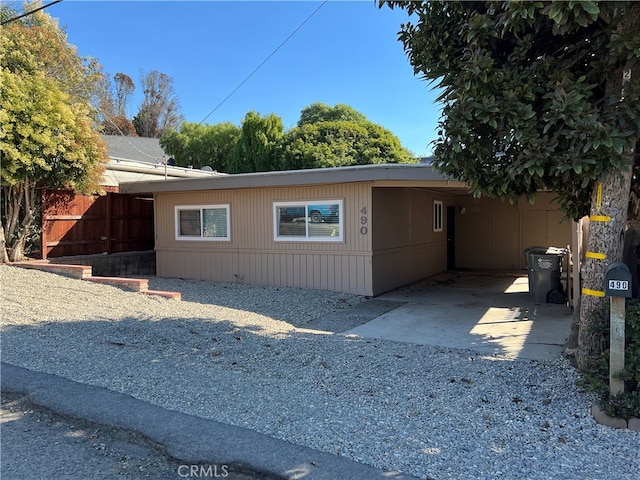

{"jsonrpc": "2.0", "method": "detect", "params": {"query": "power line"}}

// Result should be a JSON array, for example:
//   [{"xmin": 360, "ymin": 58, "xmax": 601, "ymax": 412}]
[
  {"xmin": 1, "ymin": 0, "xmax": 62, "ymax": 25},
  {"xmin": 199, "ymin": 0, "xmax": 328, "ymax": 125},
  {"xmin": 49, "ymin": 24, "xmax": 161, "ymax": 163}
]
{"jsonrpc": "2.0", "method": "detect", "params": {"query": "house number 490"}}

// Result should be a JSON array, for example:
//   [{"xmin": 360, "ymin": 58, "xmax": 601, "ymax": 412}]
[
  {"xmin": 360, "ymin": 207, "xmax": 368, "ymax": 235},
  {"xmin": 609, "ymin": 280, "xmax": 629, "ymax": 290}
]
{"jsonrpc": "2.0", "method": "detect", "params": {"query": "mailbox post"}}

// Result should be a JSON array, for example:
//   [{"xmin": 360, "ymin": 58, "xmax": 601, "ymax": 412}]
[{"xmin": 604, "ymin": 262, "xmax": 632, "ymax": 395}]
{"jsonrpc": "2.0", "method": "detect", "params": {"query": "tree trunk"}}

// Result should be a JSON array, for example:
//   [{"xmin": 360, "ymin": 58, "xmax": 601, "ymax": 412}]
[
  {"xmin": 9, "ymin": 182, "xmax": 36, "ymax": 262},
  {"xmin": 4, "ymin": 184, "xmax": 22, "ymax": 241},
  {"xmin": 0, "ymin": 224, "xmax": 9, "ymax": 264},
  {"xmin": 576, "ymin": 161, "xmax": 634, "ymax": 369},
  {"xmin": 2, "ymin": 181, "xmax": 36, "ymax": 263},
  {"xmin": 574, "ymin": 5, "xmax": 639, "ymax": 367}
]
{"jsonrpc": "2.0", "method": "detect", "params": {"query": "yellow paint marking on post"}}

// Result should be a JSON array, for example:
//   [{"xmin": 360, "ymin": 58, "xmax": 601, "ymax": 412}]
[
  {"xmin": 585, "ymin": 251, "xmax": 607, "ymax": 260},
  {"xmin": 596, "ymin": 182, "xmax": 603, "ymax": 211},
  {"xmin": 582, "ymin": 287, "xmax": 606, "ymax": 297},
  {"xmin": 589, "ymin": 215, "xmax": 611, "ymax": 222}
]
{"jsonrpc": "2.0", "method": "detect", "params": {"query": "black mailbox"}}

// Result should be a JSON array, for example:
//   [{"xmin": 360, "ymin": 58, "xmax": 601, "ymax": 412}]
[{"xmin": 605, "ymin": 262, "xmax": 632, "ymax": 298}]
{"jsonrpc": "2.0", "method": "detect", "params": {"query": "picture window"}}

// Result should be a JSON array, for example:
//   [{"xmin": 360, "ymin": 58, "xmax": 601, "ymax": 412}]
[{"xmin": 274, "ymin": 200, "xmax": 343, "ymax": 242}]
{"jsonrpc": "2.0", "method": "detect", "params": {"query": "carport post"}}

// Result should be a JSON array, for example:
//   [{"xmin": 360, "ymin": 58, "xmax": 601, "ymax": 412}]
[{"xmin": 605, "ymin": 263, "xmax": 632, "ymax": 395}]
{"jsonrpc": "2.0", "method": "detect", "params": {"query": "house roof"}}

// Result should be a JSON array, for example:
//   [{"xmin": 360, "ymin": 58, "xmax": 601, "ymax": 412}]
[{"xmin": 121, "ymin": 163, "xmax": 469, "ymax": 195}]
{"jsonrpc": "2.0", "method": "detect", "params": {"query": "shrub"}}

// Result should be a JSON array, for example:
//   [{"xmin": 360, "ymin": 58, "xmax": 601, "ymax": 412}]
[{"xmin": 578, "ymin": 299, "xmax": 640, "ymax": 419}]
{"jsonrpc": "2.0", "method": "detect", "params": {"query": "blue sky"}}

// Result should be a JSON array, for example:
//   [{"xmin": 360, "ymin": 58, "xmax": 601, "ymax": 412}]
[{"xmin": 46, "ymin": 0, "xmax": 441, "ymax": 157}]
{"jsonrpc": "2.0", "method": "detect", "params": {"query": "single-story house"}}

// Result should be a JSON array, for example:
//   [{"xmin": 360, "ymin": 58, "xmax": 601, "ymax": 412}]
[{"xmin": 121, "ymin": 163, "xmax": 575, "ymax": 297}]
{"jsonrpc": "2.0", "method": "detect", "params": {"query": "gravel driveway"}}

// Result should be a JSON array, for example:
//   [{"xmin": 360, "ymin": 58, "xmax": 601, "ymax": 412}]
[{"xmin": 1, "ymin": 265, "xmax": 639, "ymax": 480}]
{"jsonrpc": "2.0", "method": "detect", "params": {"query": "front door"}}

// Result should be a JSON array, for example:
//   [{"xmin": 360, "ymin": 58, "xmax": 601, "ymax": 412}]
[{"xmin": 447, "ymin": 206, "xmax": 456, "ymax": 269}]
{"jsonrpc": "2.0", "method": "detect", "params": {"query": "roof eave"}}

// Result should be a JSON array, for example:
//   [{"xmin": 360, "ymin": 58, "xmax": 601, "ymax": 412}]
[{"xmin": 120, "ymin": 163, "xmax": 463, "ymax": 195}]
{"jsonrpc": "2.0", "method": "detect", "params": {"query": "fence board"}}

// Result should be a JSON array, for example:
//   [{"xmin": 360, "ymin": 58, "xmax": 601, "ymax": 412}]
[{"xmin": 41, "ymin": 189, "xmax": 154, "ymax": 258}]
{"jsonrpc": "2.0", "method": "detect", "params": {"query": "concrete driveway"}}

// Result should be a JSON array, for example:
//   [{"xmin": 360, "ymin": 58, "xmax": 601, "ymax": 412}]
[{"xmin": 347, "ymin": 271, "xmax": 573, "ymax": 360}]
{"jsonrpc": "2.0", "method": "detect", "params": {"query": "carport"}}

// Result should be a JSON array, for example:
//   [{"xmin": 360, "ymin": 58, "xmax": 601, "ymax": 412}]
[{"xmin": 347, "ymin": 271, "xmax": 573, "ymax": 360}]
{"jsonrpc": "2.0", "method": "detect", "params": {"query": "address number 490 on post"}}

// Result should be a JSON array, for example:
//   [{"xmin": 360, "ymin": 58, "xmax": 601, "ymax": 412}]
[
  {"xmin": 609, "ymin": 279, "xmax": 629, "ymax": 292},
  {"xmin": 605, "ymin": 263, "xmax": 632, "ymax": 298}
]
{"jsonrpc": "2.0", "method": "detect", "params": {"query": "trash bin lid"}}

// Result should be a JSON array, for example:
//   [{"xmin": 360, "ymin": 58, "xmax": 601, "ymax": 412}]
[
  {"xmin": 525, "ymin": 246, "xmax": 567, "ymax": 256},
  {"xmin": 544, "ymin": 246, "xmax": 567, "ymax": 255}
]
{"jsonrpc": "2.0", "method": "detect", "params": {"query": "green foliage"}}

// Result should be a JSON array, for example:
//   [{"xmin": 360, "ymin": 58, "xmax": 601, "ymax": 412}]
[
  {"xmin": 160, "ymin": 122, "xmax": 241, "ymax": 171},
  {"xmin": 0, "ymin": 4, "xmax": 107, "ymax": 261},
  {"xmin": 383, "ymin": 0, "xmax": 640, "ymax": 220},
  {"xmin": 622, "ymin": 302, "xmax": 640, "ymax": 394},
  {"xmin": 160, "ymin": 103, "xmax": 415, "ymax": 174},
  {"xmin": 579, "ymin": 300, "xmax": 640, "ymax": 419},
  {"xmin": 0, "ymin": 11, "xmax": 106, "ymax": 193},
  {"xmin": 281, "ymin": 103, "xmax": 415, "ymax": 170},
  {"xmin": 226, "ymin": 112, "xmax": 284, "ymax": 173},
  {"xmin": 281, "ymin": 121, "xmax": 369, "ymax": 169},
  {"xmin": 281, "ymin": 120, "xmax": 415, "ymax": 170},
  {"xmin": 0, "ymin": 70, "xmax": 104, "ymax": 191},
  {"xmin": 298, "ymin": 102, "xmax": 368, "ymax": 126}
]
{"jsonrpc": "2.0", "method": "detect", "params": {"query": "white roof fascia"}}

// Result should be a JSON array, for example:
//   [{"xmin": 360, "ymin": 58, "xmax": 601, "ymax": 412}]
[{"xmin": 104, "ymin": 157, "xmax": 224, "ymax": 187}]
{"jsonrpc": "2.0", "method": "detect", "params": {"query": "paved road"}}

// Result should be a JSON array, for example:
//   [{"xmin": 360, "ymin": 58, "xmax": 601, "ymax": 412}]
[
  {"xmin": 2, "ymin": 363, "xmax": 412, "ymax": 480},
  {"xmin": 1, "ymin": 392, "xmax": 265, "ymax": 480}
]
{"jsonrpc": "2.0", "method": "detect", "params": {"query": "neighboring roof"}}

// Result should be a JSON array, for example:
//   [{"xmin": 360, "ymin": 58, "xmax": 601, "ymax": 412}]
[
  {"xmin": 102, "ymin": 135, "xmax": 166, "ymax": 164},
  {"xmin": 101, "ymin": 135, "xmax": 223, "ymax": 188},
  {"xmin": 102, "ymin": 158, "xmax": 224, "ymax": 188},
  {"xmin": 121, "ymin": 163, "xmax": 469, "ymax": 195}
]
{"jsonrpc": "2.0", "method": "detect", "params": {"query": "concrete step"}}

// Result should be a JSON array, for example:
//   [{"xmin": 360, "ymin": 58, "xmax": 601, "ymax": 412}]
[
  {"xmin": 11, "ymin": 263, "xmax": 181, "ymax": 301},
  {"xmin": 83, "ymin": 276, "xmax": 149, "ymax": 292},
  {"xmin": 143, "ymin": 290, "xmax": 182, "ymax": 300},
  {"xmin": 14, "ymin": 262, "xmax": 92, "ymax": 279}
]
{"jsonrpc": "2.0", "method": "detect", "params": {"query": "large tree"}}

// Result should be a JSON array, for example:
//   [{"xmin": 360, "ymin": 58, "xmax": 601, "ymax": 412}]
[
  {"xmin": 113, "ymin": 72, "xmax": 135, "ymax": 118},
  {"xmin": 133, "ymin": 70, "xmax": 183, "ymax": 138},
  {"xmin": 383, "ymin": 0, "xmax": 640, "ymax": 369},
  {"xmin": 0, "ymin": 5, "xmax": 107, "ymax": 262},
  {"xmin": 97, "ymin": 71, "xmax": 137, "ymax": 135},
  {"xmin": 281, "ymin": 102, "xmax": 415, "ymax": 169}
]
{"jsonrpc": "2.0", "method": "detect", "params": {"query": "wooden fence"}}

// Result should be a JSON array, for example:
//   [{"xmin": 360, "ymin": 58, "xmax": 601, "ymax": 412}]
[{"xmin": 41, "ymin": 188, "xmax": 154, "ymax": 259}]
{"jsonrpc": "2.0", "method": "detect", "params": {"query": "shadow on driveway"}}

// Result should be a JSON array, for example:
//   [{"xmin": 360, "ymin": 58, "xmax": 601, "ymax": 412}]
[{"xmin": 346, "ymin": 271, "xmax": 573, "ymax": 360}]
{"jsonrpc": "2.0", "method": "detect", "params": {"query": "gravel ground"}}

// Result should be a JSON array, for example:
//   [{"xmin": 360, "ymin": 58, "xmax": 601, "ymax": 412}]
[{"xmin": 2, "ymin": 265, "xmax": 639, "ymax": 480}]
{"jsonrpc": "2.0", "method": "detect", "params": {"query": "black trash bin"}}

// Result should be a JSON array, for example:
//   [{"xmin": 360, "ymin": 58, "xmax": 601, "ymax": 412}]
[{"xmin": 524, "ymin": 246, "xmax": 566, "ymax": 303}]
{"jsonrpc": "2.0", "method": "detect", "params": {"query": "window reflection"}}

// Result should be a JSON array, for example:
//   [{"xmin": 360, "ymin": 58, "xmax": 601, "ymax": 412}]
[{"xmin": 275, "ymin": 202, "xmax": 342, "ymax": 240}]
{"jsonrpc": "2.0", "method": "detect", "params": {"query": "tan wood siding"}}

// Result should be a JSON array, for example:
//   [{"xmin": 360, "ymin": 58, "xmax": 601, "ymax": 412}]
[
  {"xmin": 370, "ymin": 188, "xmax": 450, "ymax": 294},
  {"xmin": 157, "ymin": 249, "xmax": 372, "ymax": 295},
  {"xmin": 154, "ymin": 183, "xmax": 374, "ymax": 295},
  {"xmin": 454, "ymin": 193, "xmax": 572, "ymax": 270},
  {"xmin": 454, "ymin": 196, "xmax": 521, "ymax": 269}
]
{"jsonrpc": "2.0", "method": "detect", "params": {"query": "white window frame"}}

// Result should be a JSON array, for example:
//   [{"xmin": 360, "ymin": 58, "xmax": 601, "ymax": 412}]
[
  {"xmin": 433, "ymin": 200, "xmax": 443, "ymax": 232},
  {"xmin": 273, "ymin": 200, "xmax": 344, "ymax": 242},
  {"xmin": 175, "ymin": 204, "xmax": 230, "ymax": 241}
]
